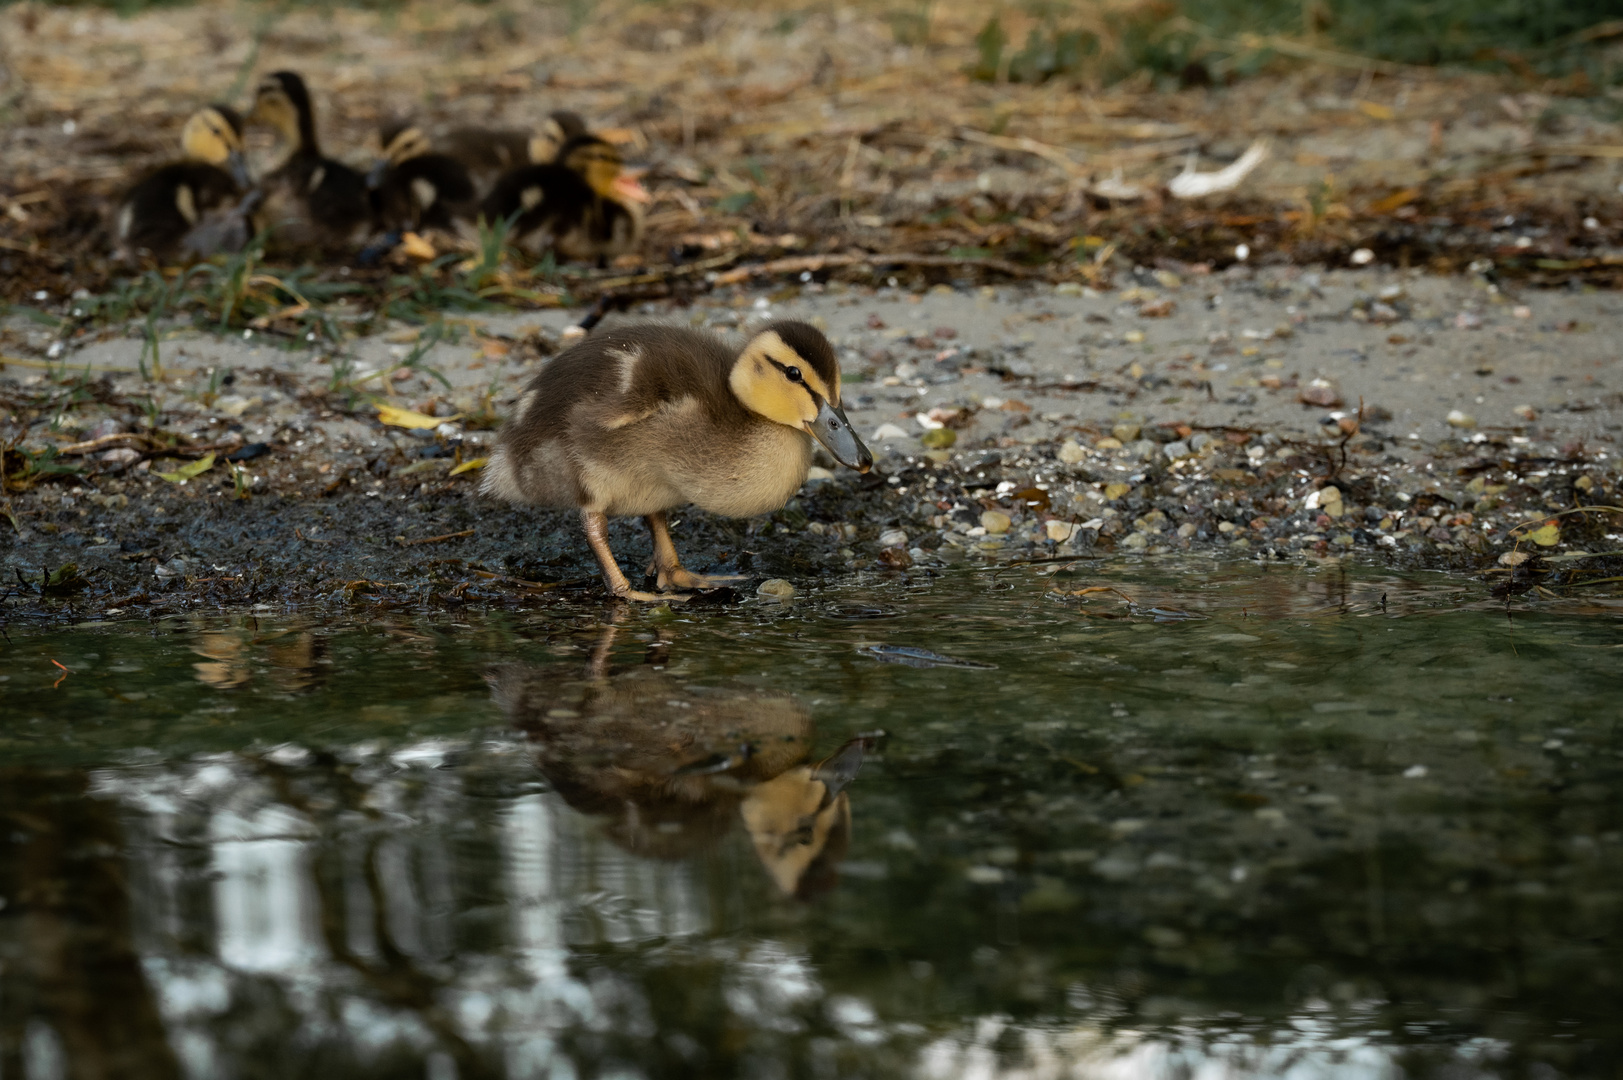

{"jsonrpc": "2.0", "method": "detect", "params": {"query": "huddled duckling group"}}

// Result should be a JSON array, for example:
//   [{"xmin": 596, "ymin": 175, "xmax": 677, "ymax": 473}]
[{"xmin": 113, "ymin": 70, "xmax": 648, "ymax": 265}]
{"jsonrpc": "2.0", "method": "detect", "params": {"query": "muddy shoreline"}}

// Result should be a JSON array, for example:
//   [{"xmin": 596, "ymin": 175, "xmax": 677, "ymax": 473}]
[{"xmin": 4, "ymin": 268, "xmax": 1621, "ymax": 622}]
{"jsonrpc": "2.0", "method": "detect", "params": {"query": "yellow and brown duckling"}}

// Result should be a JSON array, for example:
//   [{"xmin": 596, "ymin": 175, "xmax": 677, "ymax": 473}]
[
  {"xmin": 480, "ymin": 132, "xmax": 649, "ymax": 261},
  {"xmin": 249, "ymin": 70, "xmax": 371, "ymax": 249},
  {"xmin": 438, "ymin": 109, "xmax": 588, "ymax": 195},
  {"xmin": 482, "ymin": 320, "xmax": 872, "ymax": 602},
  {"xmin": 366, "ymin": 122, "xmax": 478, "ymax": 235},
  {"xmin": 113, "ymin": 105, "xmax": 256, "ymax": 261}
]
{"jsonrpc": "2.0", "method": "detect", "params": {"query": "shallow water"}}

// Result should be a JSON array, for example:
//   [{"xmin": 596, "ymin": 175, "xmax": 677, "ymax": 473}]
[{"xmin": 2, "ymin": 558, "xmax": 1620, "ymax": 1079}]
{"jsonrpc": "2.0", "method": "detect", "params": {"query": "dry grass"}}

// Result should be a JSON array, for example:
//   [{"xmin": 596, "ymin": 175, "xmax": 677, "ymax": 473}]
[{"xmin": 2, "ymin": 0, "xmax": 1622, "ymax": 307}]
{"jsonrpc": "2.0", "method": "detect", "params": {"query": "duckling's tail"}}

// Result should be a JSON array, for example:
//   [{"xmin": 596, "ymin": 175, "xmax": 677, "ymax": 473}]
[{"xmin": 479, "ymin": 445, "xmax": 524, "ymax": 503}]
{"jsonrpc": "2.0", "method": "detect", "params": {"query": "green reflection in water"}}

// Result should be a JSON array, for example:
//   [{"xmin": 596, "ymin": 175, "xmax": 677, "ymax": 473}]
[{"xmin": 0, "ymin": 558, "xmax": 1619, "ymax": 1078}]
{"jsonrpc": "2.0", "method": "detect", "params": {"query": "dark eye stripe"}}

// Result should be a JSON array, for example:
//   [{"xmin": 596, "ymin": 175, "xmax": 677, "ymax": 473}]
[{"xmin": 768, "ymin": 358, "xmax": 816, "ymax": 394}]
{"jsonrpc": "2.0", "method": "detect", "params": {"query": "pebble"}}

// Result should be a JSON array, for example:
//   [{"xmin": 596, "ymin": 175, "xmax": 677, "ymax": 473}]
[
  {"xmin": 1111, "ymin": 422, "xmax": 1141, "ymax": 442},
  {"xmin": 877, "ymin": 547, "xmax": 913, "ymax": 568},
  {"xmin": 919, "ymin": 427, "xmax": 956, "ymax": 449},
  {"xmin": 1298, "ymin": 379, "xmax": 1342, "ymax": 408},
  {"xmin": 1162, "ymin": 440, "xmax": 1191, "ymax": 460},
  {"xmin": 1403, "ymin": 765, "xmax": 1428, "ymax": 779},
  {"xmin": 1446, "ymin": 410, "xmax": 1476, "ymax": 428},
  {"xmin": 1104, "ymin": 482, "xmax": 1131, "ymax": 499},
  {"xmin": 980, "ymin": 510, "xmax": 1012, "ymax": 534},
  {"xmin": 1498, "ymin": 550, "xmax": 1530, "ymax": 567},
  {"xmin": 1057, "ymin": 440, "xmax": 1086, "ymax": 464},
  {"xmin": 878, "ymin": 528, "xmax": 909, "ymax": 547},
  {"xmin": 805, "ymin": 466, "xmax": 834, "ymax": 482},
  {"xmin": 756, "ymin": 579, "xmax": 796, "ymax": 600},
  {"xmin": 1045, "ymin": 520, "xmax": 1076, "ymax": 542},
  {"xmin": 871, "ymin": 423, "xmax": 911, "ymax": 441}
]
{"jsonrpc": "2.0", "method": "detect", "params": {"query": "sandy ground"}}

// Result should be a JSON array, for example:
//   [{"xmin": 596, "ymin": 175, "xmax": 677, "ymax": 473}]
[{"xmin": 2, "ymin": 266, "xmax": 1620, "ymax": 618}]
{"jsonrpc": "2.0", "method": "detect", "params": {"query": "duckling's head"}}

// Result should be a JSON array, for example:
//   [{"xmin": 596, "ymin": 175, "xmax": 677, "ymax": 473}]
[
  {"xmin": 730, "ymin": 320, "xmax": 873, "ymax": 472},
  {"xmin": 380, "ymin": 123, "xmax": 432, "ymax": 165},
  {"xmin": 180, "ymin": 105, "xmax": 251, "ymax": 188},
  {"xmin": 560, "ymin": 135, "xmax": 650, "ymax": 206},
  {"xmin": 368, "ymin": 122, "xmax": 433, "ymax": 187},
  {"xmin": 528, "ymin": 109, "xmax": 589, "ymax": 164},
  {"xmin": 250, "ymin": 71, "xmax": 316, "ymax": 151}
]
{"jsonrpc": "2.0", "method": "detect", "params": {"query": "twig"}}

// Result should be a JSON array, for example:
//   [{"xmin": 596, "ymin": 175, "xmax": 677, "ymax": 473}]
[
  {"xmin": 465, "ymin": 568, "xmax": 564, "ymax": 592},
  {"xmin": 712, "ymin": 251, "xmax": 1037, "ymax": 285},
  {"xmin": 56, "ymin": 433, "xmax": 162, "ymax": 456},
  {"xmin": 1229, "ymin": 31, "xmax": 1423, "ymax": 75},
  {"xmin": 958, "ymin": 129, "xmax": 1087, "ymax": 178},
  {"xmin": 566, "ymin": 252, "xmax": 742, "ymax": 294},
  {"xmin": 1, "ymin": 354, "xmax": 133, "ymax": 375},
  {"xmin": 399, "ymin": 529, "xmax": 475, "ymax": 547}
]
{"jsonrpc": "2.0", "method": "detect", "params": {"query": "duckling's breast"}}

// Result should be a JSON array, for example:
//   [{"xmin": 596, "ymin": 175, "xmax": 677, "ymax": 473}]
[
  {"xmin": 574, "ymin": 407, "xmax": 812, "ymax": 519},
  {"xmin": 657, "ymin": 420, "xmax": 813, "ymax": 519}
]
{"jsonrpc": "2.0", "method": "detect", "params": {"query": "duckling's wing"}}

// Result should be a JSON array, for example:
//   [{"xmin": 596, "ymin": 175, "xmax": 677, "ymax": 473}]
[
  {"xmin": 307, "ymin": 159, "xmax": 373, "ymax": 233},
  {"xmin": 486, "ymin": 327, "xmax": 739, "ymax": 509},
  {"xmin": 115, "ymin": 163, "xmax": 239, "ymax": 254}
]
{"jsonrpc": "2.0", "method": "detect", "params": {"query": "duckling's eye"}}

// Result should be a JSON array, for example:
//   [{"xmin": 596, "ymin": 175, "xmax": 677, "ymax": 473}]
[{"xmin": 784, "ymin": 366, "xmax": 803, "ymax": 383}]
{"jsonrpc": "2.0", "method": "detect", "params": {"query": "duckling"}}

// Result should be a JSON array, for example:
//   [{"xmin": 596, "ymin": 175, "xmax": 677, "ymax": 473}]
[
  {"xmin": 249, "ymin": 70, "xmax": 372, "ymax": 249},
  {"xmin": 480, "ymin": 133, "xmax": 649, "ymax": 261},
  {"xmin": 366, "ymin": 122, "xmax": 477, "ymax": 234},
  {"xmin": 482, "ymin": 320, "xmax": 872, "ymax": 602},
  {"xmin": 113, "ymin": 105, "xmax": 255, "ymax": 261},
  {"xmin": 438, "ymin": 110, "xmax": 587, "ymax": 194}
]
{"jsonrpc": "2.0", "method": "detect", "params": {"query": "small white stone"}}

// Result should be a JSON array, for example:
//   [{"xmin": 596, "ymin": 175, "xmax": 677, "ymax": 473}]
[
  {"xmin": 878, "ymin": 528, "xmax": 908, "ymax": 547},
  {"xmin": 1045, "ymin": 520, "xmax": 1076, "ymax": 542},
  {"xmin": 1403, "ymin": 765, "xmax": 1428, "ymax": 779},
  {"xmin": 871, "ymin": 423, "xmax": 911, "ymax": 441},
  {"xmin": 1350, "ymin": 247, "xmax": 1374, "ymax": 265},
  {"xmin": 1057, "ymin": 440, "xmax": 1086, "ymax": 464}
]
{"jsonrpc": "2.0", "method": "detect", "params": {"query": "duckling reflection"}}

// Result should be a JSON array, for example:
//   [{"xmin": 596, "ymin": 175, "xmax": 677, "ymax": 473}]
[{"xmin": 489, "ymin": 627, "xmax": 872, "ymax": 898}]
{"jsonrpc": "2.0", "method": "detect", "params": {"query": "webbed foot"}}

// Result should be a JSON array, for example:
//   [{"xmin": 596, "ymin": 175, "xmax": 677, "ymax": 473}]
[{"xmin": 656, "ymin": 567, "xmax": 744, "ymax": 592}]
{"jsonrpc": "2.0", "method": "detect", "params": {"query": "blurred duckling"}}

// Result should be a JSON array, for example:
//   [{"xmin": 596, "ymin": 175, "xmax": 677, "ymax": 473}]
[
  {"xmin": 113, "ymin": 105, "xmax": 256, "ymax": 261},
  {"xmin": 439, "ymin": 110, "xmax": 587, "ymax": 195},
  {"xmin": 480, "ymin": 133, "xmax": 649, "ymax": 261},
  {"xmin": 367, "ymin": 122, "xmax": 478, "ymax": 235},
  {"xmin": 249, "ymin": 70, "xmax": 372, "ymax": 249},
  {"xmin": 482, "ymin": 320, "xmax": 871, "ymax": 602}
]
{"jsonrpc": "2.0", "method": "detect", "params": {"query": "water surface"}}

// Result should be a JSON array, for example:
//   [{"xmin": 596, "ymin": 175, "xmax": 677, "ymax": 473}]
[{"xmin": 2, "ymin": 558, "xmax": 1620, "ymax": 1078}]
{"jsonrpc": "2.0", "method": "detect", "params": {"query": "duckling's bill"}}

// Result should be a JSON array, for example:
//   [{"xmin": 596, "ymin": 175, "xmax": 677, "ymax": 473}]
[
  {"xmin": 611, "ymin": 172, "xmax": 651, "ymax": 204},
  {"xmin": 806, "ymin": 399, "xmax": 871, "ymax": 473}
]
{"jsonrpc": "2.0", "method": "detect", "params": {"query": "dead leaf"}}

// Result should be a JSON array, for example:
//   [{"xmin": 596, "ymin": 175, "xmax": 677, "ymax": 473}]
[
  {"xmin": 155, "ymin": 452, "xmax": 215, "ymax": 483},
  {"xmin": 1526, "ymin": 520, "xmax": 1562, "ymax": 547},
  {"xmin": 377, "ymin": 404, "xmax": 458, "ymax": 430}
]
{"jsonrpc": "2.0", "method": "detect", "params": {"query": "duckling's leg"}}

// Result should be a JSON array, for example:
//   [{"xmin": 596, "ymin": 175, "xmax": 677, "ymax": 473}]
[
  {"xmin": 581, "ymin": 509, "xmax": 682, "ymax": 603},
  {"xmin": 645, "ymin": 511, "xmax": 745, "ymax": 591}
]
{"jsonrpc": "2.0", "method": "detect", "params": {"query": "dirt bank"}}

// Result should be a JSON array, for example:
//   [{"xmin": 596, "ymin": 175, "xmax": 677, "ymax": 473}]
[{"xmin": 3, "ymin": 267, "xmax": 1620, "ymax": 621}]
